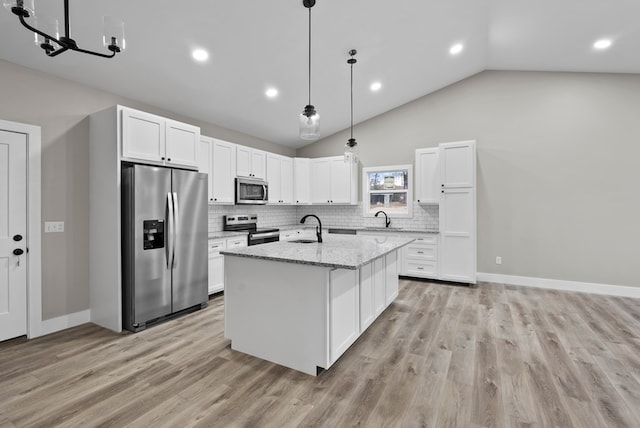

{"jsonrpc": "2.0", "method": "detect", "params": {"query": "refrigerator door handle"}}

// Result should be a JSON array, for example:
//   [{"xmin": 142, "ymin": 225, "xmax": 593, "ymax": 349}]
[
  {"xmin": 172, "ymin": 191, "xmax": 180, "ymax": 269},
  {"xmin": 167, "ymin": 192, "xmax": 175, "ymax": 269}
]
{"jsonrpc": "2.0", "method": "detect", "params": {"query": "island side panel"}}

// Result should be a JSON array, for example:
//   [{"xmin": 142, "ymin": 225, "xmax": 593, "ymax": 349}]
[{"xmin": 224, "ymin": 256, "xmax": 330, "ymax": 376}]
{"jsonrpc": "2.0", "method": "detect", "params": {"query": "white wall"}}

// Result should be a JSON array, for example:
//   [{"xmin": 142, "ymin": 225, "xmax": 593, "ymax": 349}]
[
  {"xmin": 0, "ymin": 59, "xmax": 294, "ymax": 320},
  {"xmin": 297, "ymin": 71, "xmax": 640, "ymax": 288}
]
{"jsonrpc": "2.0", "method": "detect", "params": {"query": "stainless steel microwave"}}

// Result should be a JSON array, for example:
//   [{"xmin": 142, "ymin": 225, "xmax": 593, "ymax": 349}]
[{"xmin": 235, "ymin": 177, "xmax": 268, "ymax": 205}]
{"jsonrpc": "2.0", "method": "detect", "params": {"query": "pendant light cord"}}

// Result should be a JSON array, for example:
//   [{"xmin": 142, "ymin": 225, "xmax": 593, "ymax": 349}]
[
  {"xmin": 350, "ymin": 57, "xmax": 354, "ymax": 140},
  {"xmin": 308, "ymin": 6, "xmax": 312, "ymax": 106}
]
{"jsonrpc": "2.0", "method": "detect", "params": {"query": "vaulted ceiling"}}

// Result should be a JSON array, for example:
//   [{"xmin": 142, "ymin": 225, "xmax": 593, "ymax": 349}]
[{"xmin": 1, "ymin": 0, "xmax": 638, "ymax": 148}]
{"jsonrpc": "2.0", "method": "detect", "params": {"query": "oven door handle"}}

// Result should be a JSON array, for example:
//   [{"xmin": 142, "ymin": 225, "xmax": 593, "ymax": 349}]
[{"xmin": 250, "ymin": 231, "xmax": 280, "ymax": 239}]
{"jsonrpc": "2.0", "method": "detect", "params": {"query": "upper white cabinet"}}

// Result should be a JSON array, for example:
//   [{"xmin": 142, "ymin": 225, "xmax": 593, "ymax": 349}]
[
  {"xmin": 310, "ymin": 156, "xmax": 358, "ymax": 204},
  {"xmin": 198, "ymin": 136, "xmax": 213, "ymax": 201},
  {"xmin": 441, "ymin": 141, "xmax": 475, "ymax": 188},
  {"xmin": 293, "ymin": 158, "xmax": 311, "ymax": 205},
  {"xmin": 211, "ymin": 139, "xmax": 236, "ymax": 204},
  {"xmin": 121, "ymin": 107, "xmax": 199, "ymax": 169},
  {"xmin": 267, "ymin": 154, "xmax": 294, "ymax": 204},
  {"xmin": 415, "ymin": 147, "xmax": 439, "ymax": 204},
  {"xmin": 236, "ymin": 145, "xmax": 266, "ymax": 179},
  {"xmin": 439, "ymin": 140, "xmax": 476, "ymax": 284}
]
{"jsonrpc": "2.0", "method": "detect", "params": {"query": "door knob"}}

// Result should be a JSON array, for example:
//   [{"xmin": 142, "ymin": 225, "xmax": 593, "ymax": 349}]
[
  {"xmin": 13, "ymin": 248, "xmax": 24, "ymax": 256},
  {"xmin": 13, "ymin": 234, "xmax": 23, "ymax": 241}
]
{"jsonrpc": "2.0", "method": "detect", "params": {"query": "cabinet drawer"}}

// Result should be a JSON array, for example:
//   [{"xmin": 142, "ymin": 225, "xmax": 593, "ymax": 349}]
[
  {"xmin": 404, "ymin": 260, "xmax": 438, "ymax": 278},
  {"xmin": 226, "ymin": 237, "xmax": 248, "ymax": 248},
  {"xmin": 208, "ymin": 240, "xmax": 226, "ymax": 255},
  {"xmin": 405, "ymin": 244, "xmax": 437, "ymax": 261},
  {"xmin": 413, "ymin": 234, "xmax": 438, "ymax": 245}
]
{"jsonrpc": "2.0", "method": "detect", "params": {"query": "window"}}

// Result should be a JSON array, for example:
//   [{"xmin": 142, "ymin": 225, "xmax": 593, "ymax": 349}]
[{"xmin": 363, "ymin": 165, "xmax": 413, "ymax": 217}]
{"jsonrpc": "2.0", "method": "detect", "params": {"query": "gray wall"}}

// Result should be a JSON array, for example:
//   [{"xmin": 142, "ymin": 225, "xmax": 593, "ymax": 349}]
[
  {"xmin": 297, "ymin": 70, "xmax": 640, "ymax": 288},
  {"xmin": 0, "ymin": 59, "xmax": 294, "ymax": 320}
]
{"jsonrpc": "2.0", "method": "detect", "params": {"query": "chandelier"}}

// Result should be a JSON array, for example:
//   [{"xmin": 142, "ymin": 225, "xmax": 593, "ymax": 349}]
[{"xmin": 3, "ymin": 0, "xmax": 125, "ymax": 58}]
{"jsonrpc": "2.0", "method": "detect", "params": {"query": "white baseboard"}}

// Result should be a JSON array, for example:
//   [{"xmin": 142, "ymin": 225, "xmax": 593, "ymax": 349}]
[
  {"xmin": 476, "ymin": 273, "xmax": 640, "ymax": 298},
  {"xmin": 39, "ymin": 309, "xmax": 91, "ymax": 337}
]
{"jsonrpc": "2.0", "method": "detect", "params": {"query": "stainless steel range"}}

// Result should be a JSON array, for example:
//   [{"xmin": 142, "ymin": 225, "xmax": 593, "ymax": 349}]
[{"xmin": 223, "ymin": 214, "xmax": 280, "ymax": 246}]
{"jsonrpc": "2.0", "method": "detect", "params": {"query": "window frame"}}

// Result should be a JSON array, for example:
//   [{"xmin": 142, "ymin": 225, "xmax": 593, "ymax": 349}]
[{"xmin": 362, "ymin": 164, "xmax": 413, "ymax": 218}]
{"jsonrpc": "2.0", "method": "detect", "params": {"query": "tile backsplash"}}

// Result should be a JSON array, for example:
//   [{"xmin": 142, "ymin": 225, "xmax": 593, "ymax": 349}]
[
  {"xmin": 209, "ymin": 203, "xmax": 438, "ymax": 232},
  {"xmin": 208, "ymin": 204, "xmax": 298, "ymax": 232}
]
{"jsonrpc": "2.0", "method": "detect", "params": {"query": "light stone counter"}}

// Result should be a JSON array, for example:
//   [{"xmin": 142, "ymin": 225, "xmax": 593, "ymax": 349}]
[
  {"xmin": 220, "ymin": 234, "xmax": 414, "ymax": 270},
  {"xmin": 207, "ymin": 230, "xmax": 247, "ymax": 240}
]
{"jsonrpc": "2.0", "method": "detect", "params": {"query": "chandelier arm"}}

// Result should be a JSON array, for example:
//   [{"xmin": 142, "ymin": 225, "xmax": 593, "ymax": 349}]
[
  {"xmin": 18, "ymin": 15, "xmax": 64, "ymax": 47},
  {"xmin": 74, "ymin": 46, "xmax": 117, "ymax": 58},
  {"xmin": 46, "ymin": 46, "xmax": 69, "ymax": 57}
]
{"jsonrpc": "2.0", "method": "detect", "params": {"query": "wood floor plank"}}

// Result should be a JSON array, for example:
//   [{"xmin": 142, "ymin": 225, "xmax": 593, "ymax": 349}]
[{"xmin": 1, "ymin": 282, "xmax": 639, "ymax": 427}]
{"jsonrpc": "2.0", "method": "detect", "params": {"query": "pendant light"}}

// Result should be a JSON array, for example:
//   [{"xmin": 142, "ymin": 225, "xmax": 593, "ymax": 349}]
[
  {"xmin": 3, "ymin": 0, "xmax": 125, "ymax": 58},
  {"xmin": 299, "ymin": 0, "xmax": 320, "ymax": 140},
  {"xmin": 344, "ymin": 49, "xmax": 358, "ymax": 163}
]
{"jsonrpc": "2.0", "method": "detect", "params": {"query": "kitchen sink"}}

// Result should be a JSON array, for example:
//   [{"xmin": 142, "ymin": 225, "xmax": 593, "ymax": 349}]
[{"xmin": 289, "ymin": 239, "xmax": 318, "ymax": 244}]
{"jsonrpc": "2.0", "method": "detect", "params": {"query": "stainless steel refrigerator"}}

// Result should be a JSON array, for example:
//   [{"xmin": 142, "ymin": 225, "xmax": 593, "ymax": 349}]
[{"xmin": 121, "ymin": 163, "xmax": 208, "ymax": 332}]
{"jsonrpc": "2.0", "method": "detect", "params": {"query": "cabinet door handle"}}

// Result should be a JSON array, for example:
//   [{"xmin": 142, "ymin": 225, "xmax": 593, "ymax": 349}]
[
  {"xmin": 167, "ymin": 158, "xmax": 171, "ymax": 162},
  {"xmin": 417, "ymin": 251, "xmax": 424, "ymax": 254},
  {"xmin": 161, "ymin": 156, "xmax": 165, "ymax": 160}
]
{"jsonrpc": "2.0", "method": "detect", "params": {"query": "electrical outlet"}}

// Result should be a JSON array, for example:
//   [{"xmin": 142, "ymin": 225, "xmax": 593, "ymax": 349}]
[
  {"xmin": 45, "ymin": 221, "xmax": 64, "ymax": 233},
  {"xmin": 495, "ymin": 256, "xmax": 502, "ymax": 265}
]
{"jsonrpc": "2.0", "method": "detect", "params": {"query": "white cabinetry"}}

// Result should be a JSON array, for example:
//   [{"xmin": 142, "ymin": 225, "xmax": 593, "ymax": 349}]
[
  {"xmin": 211, "ymin": 139, "xmax": 236, "ymax": 204},
  {"xmin": 329, "ymin": 269, "xmax": 360, "ymax": 363},
  {"xmin": 121, "ymin": 107, "xmax": 199, "ymax": 169},
  {"xmin": 403, "ymin": 234, "xmax": 439, "ymax": 279},
  {"xmin": 310, "ymin": 156, "xmax": 357, "ymax": 204},
  {"xmin": 208, "ymin": 239, "xmax": 226, "ymax": 294},
  {"xmin": 439, "ymin": 141, "xmax": 476, "ymax": 283},
  {"xmin": 89, "ymin": 105, "xmax": 202, "ymax": 332},
  {"xmin": 267, "ymin": 154, "xmax": 294, "ymax": 204},
  {"xmin": 236, "ymin": 145, "xmax": 266, "ymax": 179},
  {"xmin": 208, "ymin": 235, "xmax": 247, "ymax": 295},
  {"xmin": 198, "ymin": 136, "xmax": 213, "ymax": 201},
  {"xmin": 293, "ymin": 158, "xmax": 311, "ymax": 205},
  {"xmin": 415, "ymin": 147, "xmax": 439, "ymax": 204}
]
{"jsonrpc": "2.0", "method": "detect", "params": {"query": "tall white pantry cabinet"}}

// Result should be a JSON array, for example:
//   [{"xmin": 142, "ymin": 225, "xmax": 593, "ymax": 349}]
[{"xmin": 415, "ymin": 140, "xmax": 476, "ymax": 284}]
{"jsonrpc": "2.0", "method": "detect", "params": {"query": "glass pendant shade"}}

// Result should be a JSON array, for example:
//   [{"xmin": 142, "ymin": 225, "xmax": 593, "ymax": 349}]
[
  {"xmin": 33, "ymin": 16, "xmax": 59, "ymax": 50},
  {"xmin": 344, "ymin": 140, "xmax": 358, "ymax": 163},
  {"xmin": 299, "ymin": 107, "xmax": 320, "ymax": 140},
  {"xmin": 4, "ymin": 0, "xmax": 34, "ymax": 17},
  {"xmin": 103, "ymin": 16, "xmax": 125, "ymax": 52}
]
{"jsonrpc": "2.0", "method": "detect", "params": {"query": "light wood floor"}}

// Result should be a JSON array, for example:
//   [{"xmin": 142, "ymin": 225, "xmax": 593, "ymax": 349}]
[{"xmin": 2, "ymin": 280, "xmax": 640, "ymax": 428}]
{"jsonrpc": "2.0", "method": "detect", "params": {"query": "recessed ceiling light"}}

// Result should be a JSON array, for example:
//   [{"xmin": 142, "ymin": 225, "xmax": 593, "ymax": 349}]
[
  {"xmin": 370, "ymin": 82, "xmax": 382, "ymax": 92},
  {"xmin": 593, "ymin": 39, "xmax": 612, "ymax": 50},
  {"xmin": 265, "ymin": 88, "xmax": 278, "ymax": 98},
  {"xmin": 192, "ymin": 48, "xmax": 209, "ymax": 62},
  {"xmin": 449, "ymin": 43, "xmax": 464, "ymax": 55}
]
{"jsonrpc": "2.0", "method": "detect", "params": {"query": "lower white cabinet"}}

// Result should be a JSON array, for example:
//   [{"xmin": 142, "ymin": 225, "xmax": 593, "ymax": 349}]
[
  {"xmin": 358, "ymin": 230, "xmax": 441, "ymax": 281},
  {"xmin": 359, "ymin": 254, "xmax": 397, "ymax": 333},
  {"xmin": 329, "ymin": 269, "xmax": 360, "ymax": 363},
  {"xmin": 208, "ymin": 239, "xmax": 226, "ymax": 294},
  {"xmin": 208, "ymin": 236, "xmax": 247, "ymax": 294},
  {"xmin": 402, "ymin": 233, "xmax": 439, "ymax": 279}
]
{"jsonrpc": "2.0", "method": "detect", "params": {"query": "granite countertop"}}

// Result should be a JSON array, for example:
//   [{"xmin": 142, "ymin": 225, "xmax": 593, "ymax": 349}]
[
  {"xmin": 357, "ymin": 227, "xmax": 439, "ymax": 234},
  {"xmin": 208, "ymin": 230, "xmax": 248, "ymax": 240},
  {"xmin": 220, "ymin": 234, "xmax": 414, "ymax": 270}
]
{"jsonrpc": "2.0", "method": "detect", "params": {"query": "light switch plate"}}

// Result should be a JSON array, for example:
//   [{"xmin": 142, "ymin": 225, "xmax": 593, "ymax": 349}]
[{"xmin": 45, "ymin": 221, "xmax": 64, "ymax": 233}]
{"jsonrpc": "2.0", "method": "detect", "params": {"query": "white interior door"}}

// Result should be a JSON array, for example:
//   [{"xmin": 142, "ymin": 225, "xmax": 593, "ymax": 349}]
[{"xmin": 0, "ymin": 130, "xmax": 27, "ymax": 342}]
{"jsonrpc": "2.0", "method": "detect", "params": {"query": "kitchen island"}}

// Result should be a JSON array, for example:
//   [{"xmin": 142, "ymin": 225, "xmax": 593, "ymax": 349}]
[{"xmin": 221, "ymin": 234, "xmax": 414, "ymax": 375}]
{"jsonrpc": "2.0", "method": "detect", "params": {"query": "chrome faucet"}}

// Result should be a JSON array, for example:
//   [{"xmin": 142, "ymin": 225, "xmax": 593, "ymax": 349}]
[
  {"xmin": 374, "ymin": 210, "xmax": 391, "ymax": 228},
  {"xmin": 300, "ymin": 214, "xmax": 323, "ymax": 243}
]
